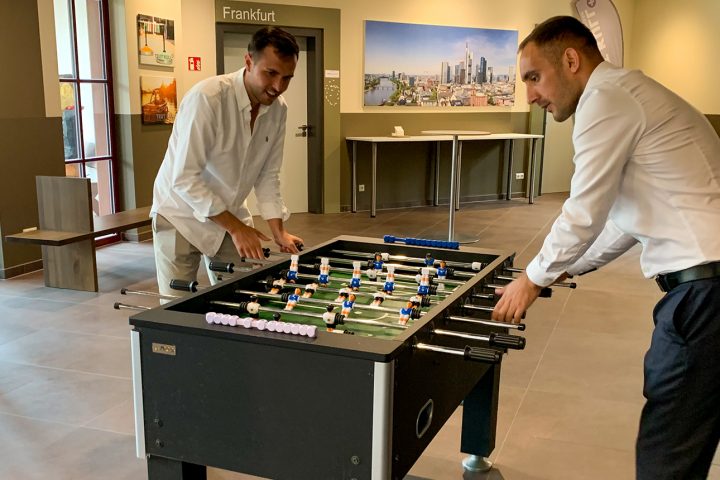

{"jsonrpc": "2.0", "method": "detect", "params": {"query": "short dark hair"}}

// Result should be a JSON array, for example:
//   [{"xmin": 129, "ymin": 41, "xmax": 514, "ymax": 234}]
[
  {"xmin": 248, "ymin": 26, "xmax": 299, "ymax": 60},
  {"xmin": 519, "ymin": 16, "xmax": 602, "ymax": 61}
]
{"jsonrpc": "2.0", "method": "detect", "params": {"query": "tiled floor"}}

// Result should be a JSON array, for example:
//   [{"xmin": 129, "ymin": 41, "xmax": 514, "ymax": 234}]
[{"xmin": 0, "ymin": 192, "xmax": 717, "ymax": 480}]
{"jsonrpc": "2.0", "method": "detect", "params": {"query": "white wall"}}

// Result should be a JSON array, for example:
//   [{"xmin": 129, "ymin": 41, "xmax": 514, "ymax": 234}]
[{"xmin": 630, "ymin": 0, "xmax": 720, "ymax": 113}]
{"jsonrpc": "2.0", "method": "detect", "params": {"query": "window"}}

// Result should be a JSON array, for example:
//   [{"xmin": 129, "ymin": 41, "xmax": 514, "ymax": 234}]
[{"xmin": 54, "ymin": 0, "xmax": 118, "ymax": 224}]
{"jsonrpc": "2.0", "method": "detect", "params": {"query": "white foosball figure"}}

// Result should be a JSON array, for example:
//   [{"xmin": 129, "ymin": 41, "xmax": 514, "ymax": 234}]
[
  {"xmin": 318, "ymin": 257, "xmax": 331, "ymax": 285},
  {"xmin": 350, "ymin": 261, "xmax": 362, "ymax": 290}
]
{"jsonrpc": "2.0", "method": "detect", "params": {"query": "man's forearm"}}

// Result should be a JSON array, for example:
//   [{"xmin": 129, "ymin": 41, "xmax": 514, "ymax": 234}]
[
  {"xmin": 209, "ymin": 210, "xmax": 245, "ymax": 234},
  {"xmin": 266, "ymin": 218, "xmax": 285, "ymax": 240}
]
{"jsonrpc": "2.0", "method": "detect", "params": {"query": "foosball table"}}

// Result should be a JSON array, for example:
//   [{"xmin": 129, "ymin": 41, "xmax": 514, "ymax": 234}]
[{"xmin": 128, "ymin": 235, "xmax": 535, "ymax": 480}]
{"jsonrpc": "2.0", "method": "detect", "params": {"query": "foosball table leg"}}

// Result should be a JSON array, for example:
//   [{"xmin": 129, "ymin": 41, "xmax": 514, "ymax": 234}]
[
  {"xmin": 147, "ymin": 455, "xmax": 207, "ymax": 480},
  {"xmin": 460, "ymin": 363, "xmax": 500, "ymax": 473}
]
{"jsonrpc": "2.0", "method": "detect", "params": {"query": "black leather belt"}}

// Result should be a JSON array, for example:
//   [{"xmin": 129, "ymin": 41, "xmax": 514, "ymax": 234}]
[{"xmin": 655, "ymin": 261, "xmax": 720, "ymax": 293}]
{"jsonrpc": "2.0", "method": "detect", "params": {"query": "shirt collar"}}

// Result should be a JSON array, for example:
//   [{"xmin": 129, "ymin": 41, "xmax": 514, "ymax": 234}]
[
  {"xmin": 233, "ymin": 67, "xmax": 269, "ymax": 116},
  {"xmin": 585, "ymin": 61, "xmax": 617, "ymax": 91}
]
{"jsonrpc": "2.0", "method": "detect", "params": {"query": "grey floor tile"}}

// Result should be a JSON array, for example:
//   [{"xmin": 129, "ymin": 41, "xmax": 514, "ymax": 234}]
[
  {"xmin": 0, "ymin": 363, "xmax": 131, "ymax": 425},
  {"xmin": 3, "ymin": 193, "xmax": 711, "ymax": 480}
]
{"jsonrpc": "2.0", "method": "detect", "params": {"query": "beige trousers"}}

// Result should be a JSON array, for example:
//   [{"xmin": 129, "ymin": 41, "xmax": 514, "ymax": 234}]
[{"xmin": 152, "ymin": 214, "xmax": 244, "ymax": 298}]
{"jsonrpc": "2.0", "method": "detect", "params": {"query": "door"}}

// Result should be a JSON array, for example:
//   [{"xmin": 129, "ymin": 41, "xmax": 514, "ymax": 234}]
[{"xmin": 222, "ymin": 32, "xmax": 309, "ymax": 214}]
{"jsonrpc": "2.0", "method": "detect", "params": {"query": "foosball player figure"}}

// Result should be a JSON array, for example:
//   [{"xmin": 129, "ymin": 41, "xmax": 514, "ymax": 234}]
[
  {"xmin": 323, "ymin": 304, "xmax": 340, "ymax": 332},
  {"xmin": 341, "ymin": 293, "xmax": 356, "ymax": 317},
  {"xmin": 399, "ymin": 301, "xmax": 413, "ymax": 326},
  {"xmin": 373, "ymin": 252, "xmax": 384, "ymax": 271},
  {"xmin": 247, "ymin": 296, "xmax": 261, "ymax": 318},
  {"xmin": 350, "ymin": 261, "xmax": 362, "ymax": 290},
  {"xmin": 269, "ymin": 278, "xmax": 286, "ymax": 294},
  {"xmin": 371, "ymin": 291, "xmax": 386, "ymax": 307},
  {"xmin": 417, "ymin": 267, "xmax": 431, "ymax": 296},
  {"xmin": 335, "ymin": 287, "xmax": 350, "ymax": 302},
  {"xmin": 383, "ymin": 265, "xmax": 396, "ymax": 294},
  {"xmin": 436, "ymin": 260, "xmax": 448, "ymax": 280},
  {"xmin": 284, "ymin": 287, "xmax": 301, "ymax": 311},
  {"xmin": 424, "ymin": 253, "xmax": 435, "ymax": 267},
  {"xmin": 303, "ymin": 282, "xmax": 318, "ymax": 298},
  {"xmin": 286, "ymin": 254, "xmax": 299, "ymax": 282},
  {"xmin": 318, "ymin": 257, "xmax": 331, "ymax": 286},
  {"xmin": 409, "ymin": 295, "xmax": 422, "ymax": 308}
]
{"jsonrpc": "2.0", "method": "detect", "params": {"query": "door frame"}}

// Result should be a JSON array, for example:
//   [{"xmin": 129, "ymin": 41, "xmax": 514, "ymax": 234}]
[{"xmin": 215, "ymin": 24, "xmax": 324, "ymax": 213}]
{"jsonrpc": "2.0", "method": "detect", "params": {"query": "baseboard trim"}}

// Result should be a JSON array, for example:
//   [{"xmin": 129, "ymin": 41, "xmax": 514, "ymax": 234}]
[
  {"xmin": 342, "ymin": 191, "xmax": 531, "ymax": 212},
  {"xmin": 0, "ymin": 259, "xmax": 44, "ymax": 279}
]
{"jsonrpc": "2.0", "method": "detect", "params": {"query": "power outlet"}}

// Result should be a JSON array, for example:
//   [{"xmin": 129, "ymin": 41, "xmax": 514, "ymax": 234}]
[
  {"xmin": 358, "ymin": 184, "xmax": 365, "ymax": 192},
  {"xmin": 515, "ymin": 172, "xmax": 525, "ymax": 180}
]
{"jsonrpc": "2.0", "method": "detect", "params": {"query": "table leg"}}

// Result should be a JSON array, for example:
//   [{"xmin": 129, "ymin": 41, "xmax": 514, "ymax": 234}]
[
  {"xmin": 371, "ymin": 142, "xmax": 377, "ymax": 218},
  {"xmin": 448, "ymin": 135, "xmax": 459, "ymax": 240},
  {"xmin": 434, "ymin": 141, "xmax": 440, "ymax": 206},
  {"xmin": 351, "ymin": 141, "xmax": 357, "ymax": 213},
  {"xmin": 506, "ymin": 140, "xmax": 515, "ymax": 201},
  {"xmin": 529, "ymin": 138, "xmax": 538, "ymax": 204},
  {"xmin": 455, "ymin": 141, "xmax": 463, "ymax": 211}
]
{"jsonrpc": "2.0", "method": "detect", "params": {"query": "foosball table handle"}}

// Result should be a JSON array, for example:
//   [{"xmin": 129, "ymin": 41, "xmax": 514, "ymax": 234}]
[
  {"xmin": 170, "ymin": 279, "xmax": 199, "ymax": 292},
  {"xmin": 383, "ymin": 235, "xmax": 460, "ymax": 250},
  {"xmin": 490, "ymin": 333, "xmax": 526, "ymax": 350},
  {"xmin": 539, "ymin": 287, "xmax": 552, "ymax": 298},
  {"xmin": 208, "ymin": 261, "xmax": 235, "ymax": 273},
  {"xmin": 464, "ymin": 346, "xmax": 502, "ymax": 364}
]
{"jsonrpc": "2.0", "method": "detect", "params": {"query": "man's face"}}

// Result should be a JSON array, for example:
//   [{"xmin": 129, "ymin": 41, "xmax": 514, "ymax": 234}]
[
  {"xmin": 519, "ymin": 42, "xmax": 580, "ymax": 122},
  {"xmin": 244, "ymin": 46, "xmax": 297, "ymax": 106}
]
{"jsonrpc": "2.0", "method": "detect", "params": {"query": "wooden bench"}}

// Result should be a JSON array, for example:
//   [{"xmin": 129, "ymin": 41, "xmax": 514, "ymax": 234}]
[{"xmin": 5, "ymin": 176, "xmax": 152, "ymax": 292}]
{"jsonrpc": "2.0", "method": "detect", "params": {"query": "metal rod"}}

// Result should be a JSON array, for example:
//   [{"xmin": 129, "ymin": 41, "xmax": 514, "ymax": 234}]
[
  {"xmin": 210, "ymin": 300, "xmax": 407, "ymax": 330},
  {"xmin": 114, "ymin": 302, "xmax": 151, "ymax": 311},
  {"xmin": 462, "ymin": 304, "xmax": 493, "ymax": 313},
  {"xmin": 312, "ymin": 257, "xmax": 465, "ymax": 286},
  {"xmin": 447, "ymin": 315, "xmax": 525, "ymax": 331},
  {"xmin": 122, "ymin": 288, "xmax": 178, "ymax": 300},
  {"xmin": 433, "ymin": 328, "xmax": 490, "ymax": 342},
  {"xmin": 448, "ymin": 134, "xmax": 459, "ymax": 241},
  {"xmin": 352, "ymin": 140, "xmax": 357, "ymax": 212},
  {"xmin": 330, "ymin": 249, "xmax": 484, "ymax": 271},
  {"xmin": 371, "ymin": 142, "xmax": 377, "ymax": 217},
  {"xmin": 234, "ymin": 289, "xmax": 407, "ymax": 317},
  {"xmin": 529, "ymin": 137, "xmax": 537, "ymax": 204},
  {"xmin": 506, "ymin": 139, "xmax": 515, "ymax": 200},
  {"xmin": 416, "ymin": 342, "xmax": 463, "ymax": 357}
]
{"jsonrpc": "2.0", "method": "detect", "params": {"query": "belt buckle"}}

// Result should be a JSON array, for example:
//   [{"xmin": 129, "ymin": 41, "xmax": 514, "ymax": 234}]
[{"xmin": 655, "ymin": 275, "xmax": 670, "ymax": 293}]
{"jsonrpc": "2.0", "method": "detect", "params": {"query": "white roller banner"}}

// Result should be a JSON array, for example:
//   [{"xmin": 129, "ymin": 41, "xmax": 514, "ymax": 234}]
[{"xmin": 573, "ymin": 0, "xmax": 624, "ymax": 67}]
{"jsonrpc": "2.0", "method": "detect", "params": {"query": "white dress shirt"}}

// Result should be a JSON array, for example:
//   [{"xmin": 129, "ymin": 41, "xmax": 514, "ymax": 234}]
[
  {"xmin": 526, "ymin": 62, "xmax": 720, "ymax": 287},
  {"xmin": 151, "ymin": 68, "xmax": 289, "ymax": 256}
]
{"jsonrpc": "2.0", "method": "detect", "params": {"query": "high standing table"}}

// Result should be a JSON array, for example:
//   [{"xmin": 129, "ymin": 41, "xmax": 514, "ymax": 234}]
[
  {"xmin": 421, "ymin": 130, "xmax": 490, "ymax": 242},
  {"xmin": 346, "ymin": 133, "xmax": 544, "ymax": 238}
]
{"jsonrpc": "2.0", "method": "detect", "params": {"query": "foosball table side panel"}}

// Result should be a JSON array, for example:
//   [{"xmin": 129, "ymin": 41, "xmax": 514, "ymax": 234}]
[
  {"xmin": 389, "ymin": 346, "xmax": 499, "ymax": 479},
  {"xmin": 135, "ymin": 326, "xmax": 382, "ymax": 480}
]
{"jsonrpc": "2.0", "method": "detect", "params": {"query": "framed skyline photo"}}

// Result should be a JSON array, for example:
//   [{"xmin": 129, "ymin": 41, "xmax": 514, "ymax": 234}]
[{"xmin": 364, "ymin": 20, "xmax": 518, "ymax": 107}]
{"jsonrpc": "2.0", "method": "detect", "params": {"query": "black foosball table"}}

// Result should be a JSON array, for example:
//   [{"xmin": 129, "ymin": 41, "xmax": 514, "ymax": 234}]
[{"xmin": 128, "ymin": 235, "xmax": 531, "ymax": 480}]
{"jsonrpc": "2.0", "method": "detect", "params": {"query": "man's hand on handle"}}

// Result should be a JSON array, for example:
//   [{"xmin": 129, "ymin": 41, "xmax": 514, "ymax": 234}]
[
  {"xmin": 274, "ymin": 231, "xmax": 304, "ymax": 254},
  {"xmin": 229, "ymin": 222, "xmax": 271, "ymax": 259},
  {"xmin": 492, "ymin": 273, "xmax": 543, "ymax": 323}
]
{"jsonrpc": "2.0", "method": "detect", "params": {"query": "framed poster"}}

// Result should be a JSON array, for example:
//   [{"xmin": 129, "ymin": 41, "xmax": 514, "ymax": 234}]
[
  {"xmin": 140, "ymin": 76, "xmax": 177, "ymax": 124},
  {"xmin": 137, "ymin": 14, "xmax": 175, "ymax": 67},
  {"xmin": 364, "ymin": 20, "xmax": 518, "ymax": 107}
]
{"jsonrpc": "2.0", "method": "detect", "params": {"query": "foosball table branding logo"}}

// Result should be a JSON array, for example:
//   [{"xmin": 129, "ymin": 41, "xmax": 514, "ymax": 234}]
[{"xmin": 152, "ymin": 342, "xmax": 177, "ymax": 356}]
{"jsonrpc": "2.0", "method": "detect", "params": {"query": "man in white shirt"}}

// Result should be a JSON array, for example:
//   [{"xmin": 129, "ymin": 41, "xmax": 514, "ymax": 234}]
[
  {"xmin": 493, "ymin": 16, "xmax": 720, "ymax": 479},
  {"xmin": 151, "ymin": 26, "xmax": 303, "ymax": 297}
]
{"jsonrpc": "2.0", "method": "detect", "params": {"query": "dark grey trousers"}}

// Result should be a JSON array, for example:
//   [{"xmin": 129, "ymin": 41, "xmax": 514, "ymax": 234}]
[{"xmin": 636, "ymin": 277, "xmax": 720, "ymax": 479}]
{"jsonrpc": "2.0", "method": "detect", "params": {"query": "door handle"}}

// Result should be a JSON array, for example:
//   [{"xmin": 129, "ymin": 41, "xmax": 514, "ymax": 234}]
[{"xmin": 296, "ymin": 124, "xmax": 310, "ymax": 137}]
